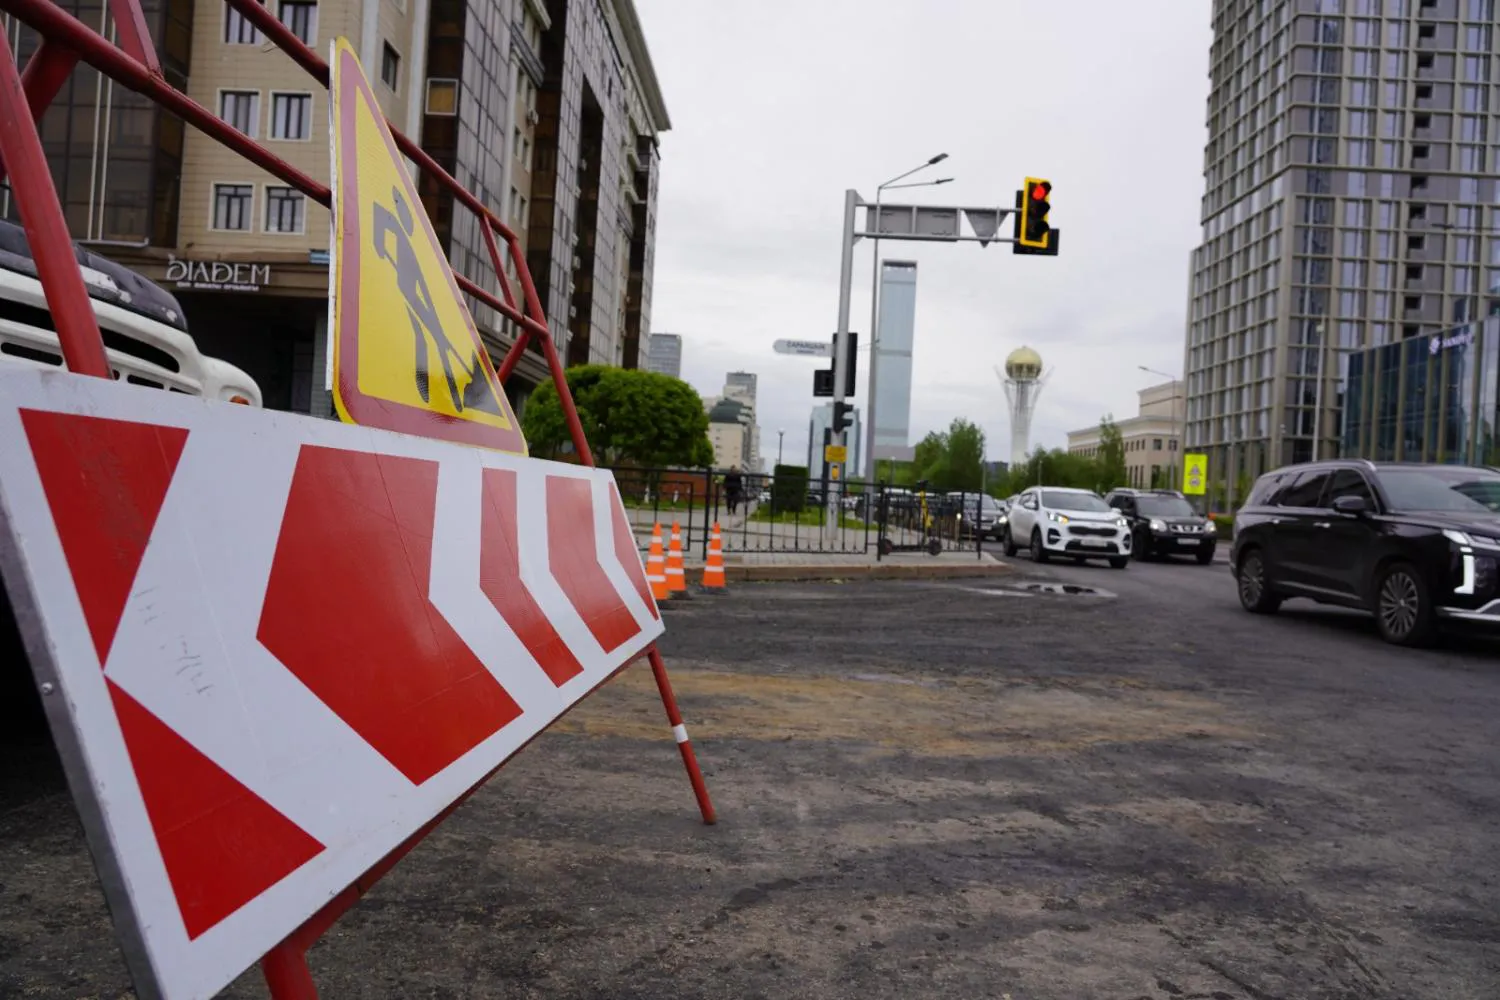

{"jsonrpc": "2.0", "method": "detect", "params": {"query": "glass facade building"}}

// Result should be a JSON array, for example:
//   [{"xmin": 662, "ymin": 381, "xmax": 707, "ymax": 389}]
[
  {"xmin": 1, "ymin": 0, "xmax": 192, "ymax": 245},
  {"xmin": 1342, "ymin": 314, "xmax": 1500, "ymax": 462},
  {"xmin": 1184, "ymin": 0, "xmax": 1500, "ymax": 501}
]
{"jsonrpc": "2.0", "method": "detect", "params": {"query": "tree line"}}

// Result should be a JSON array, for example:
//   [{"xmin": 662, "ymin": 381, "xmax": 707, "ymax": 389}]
[{"xmin": 875, "ymin": 416, "xmax": 1131, "ymax": 498}]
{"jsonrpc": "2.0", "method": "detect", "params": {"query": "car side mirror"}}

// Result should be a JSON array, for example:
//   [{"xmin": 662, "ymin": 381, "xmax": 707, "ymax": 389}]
[{"xmin": 1332, "ymin": 495, "xmax": 1369, "ymax": 516}]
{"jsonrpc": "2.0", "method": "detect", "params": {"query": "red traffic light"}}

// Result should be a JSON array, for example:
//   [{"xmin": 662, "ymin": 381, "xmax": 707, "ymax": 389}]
[{"xmin": 1030, "ymin": 184, "xmax": 1047, "ymax": 200}]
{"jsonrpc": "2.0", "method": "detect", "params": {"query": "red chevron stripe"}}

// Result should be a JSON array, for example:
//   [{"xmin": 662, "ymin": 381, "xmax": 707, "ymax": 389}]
[
  {"xmin": 20, "ymin": 410, "xmax": 187, "ymax": 665},
  {"xmin": 546, "ymin": 476, "xmax": 640, "ymax": 653},
  {"xmin": 257, "ymin": 446, "xmax": 523, "ymax": 785},
  {"xmin": 480, "ymin": 468, "xmax": 583, "ymax": 686}
]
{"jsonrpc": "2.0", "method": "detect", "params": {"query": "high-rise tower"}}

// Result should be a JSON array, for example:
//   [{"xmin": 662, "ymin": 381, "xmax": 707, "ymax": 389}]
[{"xmin": 999, "ymin": 346, "xmax": 1047, "ymax": 464}]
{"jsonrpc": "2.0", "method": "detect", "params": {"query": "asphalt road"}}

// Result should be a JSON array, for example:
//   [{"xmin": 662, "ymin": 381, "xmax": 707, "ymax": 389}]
[{"xmin": 3, "ymin": 559, "xmax": 1500, "ymax": 999}]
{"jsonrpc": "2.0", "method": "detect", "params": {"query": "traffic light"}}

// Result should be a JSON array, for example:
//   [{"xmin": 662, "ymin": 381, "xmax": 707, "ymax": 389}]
[
  {"xmin": 832, "ymin": 400, "xmax": 855, "ymax": 433},
  {"xmin": 812, "ymin": 332, "xmax": 858, "ymax": 397},
  {"xmin": 1012, "ymin": 177, "xmax": 1059, "ymax": 256}
]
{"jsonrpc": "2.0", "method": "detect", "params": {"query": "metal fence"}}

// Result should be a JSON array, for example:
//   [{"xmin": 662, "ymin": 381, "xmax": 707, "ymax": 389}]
[{"xmin": 607, "ymin": 466, "xmax": 991, "ymax": 560}]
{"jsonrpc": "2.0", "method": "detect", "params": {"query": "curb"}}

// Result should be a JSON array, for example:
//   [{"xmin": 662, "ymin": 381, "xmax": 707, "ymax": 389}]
[{"xmin": 681, "ymin": 561, "xmax": 1016, "ymax": 585}]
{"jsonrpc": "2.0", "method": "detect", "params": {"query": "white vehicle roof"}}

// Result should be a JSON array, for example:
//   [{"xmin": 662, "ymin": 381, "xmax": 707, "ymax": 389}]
[{"xmin": 0, "ymin": 222, "xmax": 262, "ymax": 406}]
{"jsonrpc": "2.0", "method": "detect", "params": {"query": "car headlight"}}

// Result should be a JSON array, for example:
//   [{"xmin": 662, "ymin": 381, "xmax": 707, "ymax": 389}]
[
  {"xmin": 1047, "ymin": 511, "xmax": 1069, "ymax": 524},
  {"xmin": 1204, "ymin": 520, "xmax": 1216, "ymax": 534},
  {"xmin": 1149, "ymin": 518, "xmax": 1166, "ymax": 532},
  {"xmin": 1115, "ymin": 517, "xmax": 1128, "ymax": 529},
  {"xmin": 997, "ymin": 514, "xmax": 1008, "ymax": 524},
  {"xmin": 1444, "ymin": 529, "xmax": 1500, "ymax": 550}
]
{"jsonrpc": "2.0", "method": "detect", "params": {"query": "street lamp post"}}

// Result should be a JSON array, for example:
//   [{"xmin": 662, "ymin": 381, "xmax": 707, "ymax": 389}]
[
  {"xmin": 865, "ymin": 153, "xmax": 950, "ymax": 483},
  {"xmin": 1138, "ymin": 365, "xmax": 1183, "ymax": 491},
  {"xmin": 777, "ymin": 428, "xmax": 784, "ymax": 466}
]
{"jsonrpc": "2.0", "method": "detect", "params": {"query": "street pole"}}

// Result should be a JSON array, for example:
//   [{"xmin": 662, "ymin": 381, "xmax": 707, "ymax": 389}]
[
  {"xmin": 1310, "ymin": 321, "xmax": 1327, "ymax": 461},
  {"xmin": 863, "ymin": 154, "xmax": 950, "ymax": 482},
  {"xmin": 829, "ymin": 187, "xmax": 858, "ymax": 539},
  {"xmin": 777, "ymin": 428, "xmax": 784, "ymax": 466}
]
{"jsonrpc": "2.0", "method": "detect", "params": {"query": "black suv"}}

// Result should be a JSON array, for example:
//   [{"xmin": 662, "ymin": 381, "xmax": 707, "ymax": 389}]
[
  {"xmin": 1105, "ymin": 488, "xmax": 1218, "ymax": 564},
  {"xmin": 1231, "ymin": 460, "xmax": 1500, "ymax": 646}
]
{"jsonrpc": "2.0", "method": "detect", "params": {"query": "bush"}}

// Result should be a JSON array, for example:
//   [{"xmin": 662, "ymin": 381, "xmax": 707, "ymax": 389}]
[{"xmin": 771, "ymin": 464, "xmax": 809, "ymax": 514}]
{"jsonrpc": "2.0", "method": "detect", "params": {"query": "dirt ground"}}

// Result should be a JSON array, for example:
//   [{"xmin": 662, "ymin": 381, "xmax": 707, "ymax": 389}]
[{"xmin": 4, "ymin": 563, "xmax": 1500, "ymax": 999}]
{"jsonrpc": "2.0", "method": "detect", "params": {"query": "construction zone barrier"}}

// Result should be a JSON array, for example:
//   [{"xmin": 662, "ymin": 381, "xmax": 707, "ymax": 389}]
[
  {"xmin": 666, "ymin": 520, "xmax": 688, "ymax": 596},
  {"xmin": 646, "ymin": 523, "xmax": 670, "ymax": 601},
  {"xmin": 702, "ymin": 522, "xmax": 727, "ymax": 593},
  {"xmin": 0, "ymin": 9, "xmax": 715, "ymax": 998}
]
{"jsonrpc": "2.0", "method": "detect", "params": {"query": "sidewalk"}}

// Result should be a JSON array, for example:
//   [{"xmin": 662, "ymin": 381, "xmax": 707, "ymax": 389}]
[{"xmin": 681, "ymin": 549, "xmax": 1011, "ymax": 584}]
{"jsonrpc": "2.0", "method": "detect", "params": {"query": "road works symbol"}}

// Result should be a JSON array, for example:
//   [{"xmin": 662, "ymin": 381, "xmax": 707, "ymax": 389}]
[
  {"xmin": 328, "ymin": 36, "xmax": 524, "ymax": 453},
  {"xmin": 1183, "ymin": 453, "xmax": 1208, "ymax": 495}
]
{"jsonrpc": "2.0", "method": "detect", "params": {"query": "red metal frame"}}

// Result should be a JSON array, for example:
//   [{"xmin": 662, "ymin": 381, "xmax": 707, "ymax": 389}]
[{"xmin": 0, "ymin": 1, "xmax": 715, "ymax": 995}]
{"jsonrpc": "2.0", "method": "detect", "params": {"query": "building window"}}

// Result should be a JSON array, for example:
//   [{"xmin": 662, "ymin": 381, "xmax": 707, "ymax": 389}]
[
  {"xmin": 381, "ymin": 42, "xmax": 400, "ymax": 89},
  {"xmin": 264, "ymin": 186, "xmax": 305, "ymax": 233},
  {"xmin": 224, "ymin": 0, "xmax": 264, "ymax": 43},
  {"xmin": 270, "ymin": 92, "xmax": 312, "ymax": 140},
  {"xmin": 218, "ymin": 90, "xmax": 259, "ymax": 137},
  {"xmin": 212, "ymin": 184, "xmax": 254, "ymax": 231},
  {"xmin": 425, "ymin": 78, "xmax": 458, "ymax": 116},
  {"xmin": 277, "ymin": 0, "xmax": 316, "ymax": 43}
]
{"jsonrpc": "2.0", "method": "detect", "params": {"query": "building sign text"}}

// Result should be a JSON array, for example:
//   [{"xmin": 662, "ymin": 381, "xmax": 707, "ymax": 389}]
[{"xmin": 165, "ymin": 256, "xmax": 271, "ymax": 292}]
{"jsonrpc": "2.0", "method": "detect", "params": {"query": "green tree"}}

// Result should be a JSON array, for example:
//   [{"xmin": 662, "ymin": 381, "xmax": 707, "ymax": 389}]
[
  {"xmin": 522, "ymin": 365, "xmax": 712, "ymax": 467},
  {"xmin": 1095, "ymin": 415, "xmax": 1128, "ymax": 492},
  {"xmin": 912, "ymin": 430, "xmax": 949, "ymax": 486},
  {"xmin": 943, "ymin": 418, "xmax": 986, "ymax": 491}
]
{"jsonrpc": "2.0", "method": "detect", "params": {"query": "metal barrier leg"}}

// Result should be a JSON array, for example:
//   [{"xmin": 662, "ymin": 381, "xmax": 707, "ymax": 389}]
[
  {"xmin": 647, "ymin": 644, "xmax": 716, "ymax": 825},
  {"xmin": 262, "ymin": 943, "xmax": 319, "ymax": 1000}
]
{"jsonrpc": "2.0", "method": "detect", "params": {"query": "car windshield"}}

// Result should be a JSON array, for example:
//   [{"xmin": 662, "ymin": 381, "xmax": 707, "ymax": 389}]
[
  {"xmin": 1042, "ymin": 490, "xmax": 1111, "ymax": 512},
  {"xmin": 1136, "ymin": 495, "xmax": 1196, "ymax": 517},
  {"xmin": 1376, "ymin": 467, "xmax": 1500, "ymax": 513}
]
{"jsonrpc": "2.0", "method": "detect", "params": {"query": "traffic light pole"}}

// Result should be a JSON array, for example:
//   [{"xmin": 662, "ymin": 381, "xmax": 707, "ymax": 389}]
[
  {"xmin": 826, "ymin": 188, "xmax": 858, "ymax": 543},
  {"xmin": 825, "ymin": 183, "xmax": 1057, "ymax": 542}
]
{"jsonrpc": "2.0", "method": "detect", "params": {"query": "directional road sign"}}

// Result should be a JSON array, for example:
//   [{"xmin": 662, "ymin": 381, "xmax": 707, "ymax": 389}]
[{"xmin": 773, "ymin": 338, "xmax": 833, "ymax": 358}]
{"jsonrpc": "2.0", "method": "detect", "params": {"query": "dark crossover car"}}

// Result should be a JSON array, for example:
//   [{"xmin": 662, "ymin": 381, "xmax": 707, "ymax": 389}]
[
  {"xmin": 1231, "ymin": 460, "xmax": 1500, "ymax": 646},
  {"xmin": 1105, "ymin": 488, "xmax": 1217, "ymax": 564}
]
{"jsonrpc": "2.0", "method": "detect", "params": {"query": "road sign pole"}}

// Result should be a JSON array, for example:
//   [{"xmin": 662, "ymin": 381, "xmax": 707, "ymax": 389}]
[{"xmin": 829, "ymin": 188, "xmax": 858, "ymax": 541}]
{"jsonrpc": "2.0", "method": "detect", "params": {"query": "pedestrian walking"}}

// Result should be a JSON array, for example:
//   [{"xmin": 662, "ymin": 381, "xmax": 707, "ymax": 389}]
[{"xmin": 724, "ymin": 466, "xmax": 744, "ymax": 516}]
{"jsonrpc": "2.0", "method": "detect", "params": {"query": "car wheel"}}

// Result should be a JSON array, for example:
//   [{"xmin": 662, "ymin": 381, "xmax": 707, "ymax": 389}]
[
  {"xmin": 1236, "ymin": 549, "xmax": 1282, "ymax": 614},
  {"xmin": 926, "ymin": 537, "xmax": 942, "ymax": 557},
  {"xmin": 1374, "ymin": 562, "xmax": 1437, "ymax": 647},
  {"xmin": 1108, "ymin": 556, "xmax": 1128, "ymax": 569},
  {"xmin": 1030, "ymin": 528, "xmax": 1049, "ymax": 563},
  {"xmin": 1196, "ymin": 548, "xmax": 1215, "ymax": 565},
  {"xmin": 1002, "ymin": 528, "xmax": 1018, "ymax": 557}
]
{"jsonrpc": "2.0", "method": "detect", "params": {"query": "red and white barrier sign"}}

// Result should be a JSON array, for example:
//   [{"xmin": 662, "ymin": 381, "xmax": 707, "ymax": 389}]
[{"xmin": 0, "ymin": 369, "xmax": 662, "ymax": 999}]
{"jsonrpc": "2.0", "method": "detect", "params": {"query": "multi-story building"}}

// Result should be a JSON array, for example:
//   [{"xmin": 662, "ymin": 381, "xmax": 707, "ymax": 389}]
[
  {"xmin": 871, "ymin": 260, "xmax": 917, "ymax": 471},
  {"xmin": 1067, "ymin": 381, "xmax": 1185, "ymax": 490},
  {"xmin": 524, "ymin": 0, "xmax": 668, "ymax": 374},
  {"xmin": 645, "ymin": 332, "xmax": 682, "ymax": 376},
  {"xmin": 721, "ymin": 371, "xmax": 759, "ymax": 469},
  {"xmin": 1182, "ymin": 0, "xmax": 1500, "ymax": 499},
  {"xmin": 2, "ymin": 0, "xmax": 667, "ymax": 417},
  {"xmin": 705, "ymin": 395, "xmax": 751, "ymax": 470}
]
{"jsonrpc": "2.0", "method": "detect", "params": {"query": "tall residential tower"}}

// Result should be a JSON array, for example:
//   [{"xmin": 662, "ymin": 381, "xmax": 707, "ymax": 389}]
[{"xmin": 1183, "ymin": 0, "xmax": 1500, "ymax": 490}]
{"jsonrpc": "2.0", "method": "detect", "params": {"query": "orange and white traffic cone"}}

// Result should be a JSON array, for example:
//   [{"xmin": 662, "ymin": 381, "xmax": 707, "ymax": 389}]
[
  {"xmin": 646, "ymin": 523, "xmax": 670, "ymax": 602},
  {"xmin": 666, "ymin": 520, "xmax": 688, "ymax": 595},
  {"xmin": 701, "ymin": 522, "xmax": 727, "ymax": 593}
]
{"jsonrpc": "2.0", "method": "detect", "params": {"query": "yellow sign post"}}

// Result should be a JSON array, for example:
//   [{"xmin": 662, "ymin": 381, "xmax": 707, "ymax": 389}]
[
  {"xmin": 1183, "ymin": 453, "xmax": 1208, "ymax": 495},
  {"xmin": 824, "ymin": 444, "xmax": 847, "ymax": 465},
  {"xmin": 328, "ymin": 37, "xmax": 525, "ymax": 453}
]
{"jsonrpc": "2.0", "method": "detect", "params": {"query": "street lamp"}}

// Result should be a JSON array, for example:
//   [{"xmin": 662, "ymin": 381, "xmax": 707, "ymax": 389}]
[
  {"xmin": 865, "ymin": 152, "xmax": 952, "ymax": 482},
  {"xmin": 1139, "ymin": 365, "xmax": 1184, "ymax": 491},
  {"xmin": 777, "ymin": 428, "xmax": 785, "ymax": 466}
]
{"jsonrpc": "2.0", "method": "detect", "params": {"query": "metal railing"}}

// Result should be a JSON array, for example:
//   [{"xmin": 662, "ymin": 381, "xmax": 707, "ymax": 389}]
[{"xmin": 608, "ymin": 467, "xmax": 991, "ymax": 560}]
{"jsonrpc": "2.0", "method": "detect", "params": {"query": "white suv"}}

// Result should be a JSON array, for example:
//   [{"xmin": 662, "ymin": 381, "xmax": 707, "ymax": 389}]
[{"xmin": 1003, "ymin": 486, "xmax": 1132, "ymax": 569}]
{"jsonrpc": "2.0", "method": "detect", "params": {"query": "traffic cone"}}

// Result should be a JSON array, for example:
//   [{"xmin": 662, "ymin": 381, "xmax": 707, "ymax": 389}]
[
  {"xmin": 666, "ymin": 520, "xmax": 687, "ymax": 595},
  {"xmin": 701, "ymin": 522, "xmax": 727, "ymax": 593},
  {"xmin": 646, "ymin": 524, "xmax": 669, "ymax": 602}
]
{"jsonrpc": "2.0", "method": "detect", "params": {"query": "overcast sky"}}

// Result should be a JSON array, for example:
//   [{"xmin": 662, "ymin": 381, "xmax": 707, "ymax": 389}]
[{"xmin": 632, "ymin": 0, "xmax": 1214, "ymax": 467}]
